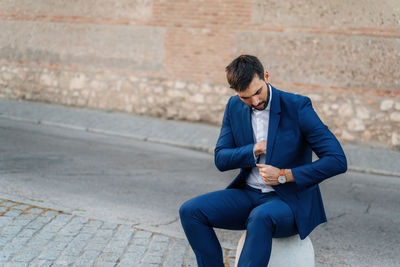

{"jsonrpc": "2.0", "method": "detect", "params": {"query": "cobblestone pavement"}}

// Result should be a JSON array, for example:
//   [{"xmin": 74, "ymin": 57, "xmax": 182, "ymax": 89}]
[{"xmin": 0, "ymin": 199, "xmax": 236, "ymax": 267}]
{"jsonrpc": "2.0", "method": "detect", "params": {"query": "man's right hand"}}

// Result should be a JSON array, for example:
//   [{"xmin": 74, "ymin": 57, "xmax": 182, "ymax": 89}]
[{"xmin": 254, "ymin": 141, "xmax": 267, "ymax": 157}]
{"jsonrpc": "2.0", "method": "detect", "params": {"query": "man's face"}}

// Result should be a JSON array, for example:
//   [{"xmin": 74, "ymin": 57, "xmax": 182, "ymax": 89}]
[{"xmin": 236, "ymin": 73, "xmax": 269, "ymax": 111}]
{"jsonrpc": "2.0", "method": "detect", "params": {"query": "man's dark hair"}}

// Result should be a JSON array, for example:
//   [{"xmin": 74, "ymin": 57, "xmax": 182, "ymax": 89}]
[{"xmin": 225, "ymin": 55, "xmax": 265, "ymax": 92}]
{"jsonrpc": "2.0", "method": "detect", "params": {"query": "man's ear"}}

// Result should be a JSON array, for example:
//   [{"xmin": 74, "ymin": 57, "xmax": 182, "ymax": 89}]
[{"xmin": 264, "ymin": 71, "xmax": 270, "ymax": 83}]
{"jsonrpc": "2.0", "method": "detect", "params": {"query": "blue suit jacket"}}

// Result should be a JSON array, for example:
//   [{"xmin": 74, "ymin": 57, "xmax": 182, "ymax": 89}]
[{"xmin": 214, "ymin": 86, "xmax": 347, "ymax": 239}]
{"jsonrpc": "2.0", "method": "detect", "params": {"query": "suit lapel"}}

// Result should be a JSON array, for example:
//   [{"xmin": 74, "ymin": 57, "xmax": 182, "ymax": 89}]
[
  {"xmin": 241, "ymin": 103, "xmax": 254, "ymax": 145},
  {"xmin": 265, "ymin": 86, "xmax": 281, "ymax": 164}
]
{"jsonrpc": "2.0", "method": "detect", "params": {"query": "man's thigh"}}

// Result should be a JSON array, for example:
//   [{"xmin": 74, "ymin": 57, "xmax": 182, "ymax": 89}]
[
  {"xmin": 183, "ymin": 189, "xmax": 254, "ymax": 230},
  {"xmin": 249, "ymin": 198, "xmax": 297, "ymax": 238}
]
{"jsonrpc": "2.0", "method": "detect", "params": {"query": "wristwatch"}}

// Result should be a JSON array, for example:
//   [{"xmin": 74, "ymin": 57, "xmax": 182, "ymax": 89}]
[{"xmin": 278, "ymin": 169, "xmax": 287, "ymax": 184}]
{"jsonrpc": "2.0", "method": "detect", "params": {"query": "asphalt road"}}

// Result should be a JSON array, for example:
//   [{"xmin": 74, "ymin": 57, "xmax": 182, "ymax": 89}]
[{"xmin": 0, "ymin": 117, "xmax": 399, "ymax": 266}]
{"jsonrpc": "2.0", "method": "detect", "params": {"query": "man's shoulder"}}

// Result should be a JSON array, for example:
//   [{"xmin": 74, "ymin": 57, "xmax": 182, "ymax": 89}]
[
  {"xmin": 226, "ymin": 95, "xmax": 244, "ymax": 109},
  {"xmin": 274, "ymin": 88, "xmax": 308, "ymax": 101},
  {"xmin": 273, "ymin": 87, "xmax": 311, "ymax": 107}
]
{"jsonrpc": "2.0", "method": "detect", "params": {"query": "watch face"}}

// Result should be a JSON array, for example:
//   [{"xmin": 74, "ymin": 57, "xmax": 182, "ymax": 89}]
[{"xmin": 278, "ymin": 176, "xmax": 286, "ymax": 184}]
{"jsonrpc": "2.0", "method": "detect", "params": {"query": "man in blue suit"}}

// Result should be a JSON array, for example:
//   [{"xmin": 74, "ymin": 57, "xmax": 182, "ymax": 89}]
[{"xmin": 179, "ymin": 55, "xmax": 347, "ymax": 266}]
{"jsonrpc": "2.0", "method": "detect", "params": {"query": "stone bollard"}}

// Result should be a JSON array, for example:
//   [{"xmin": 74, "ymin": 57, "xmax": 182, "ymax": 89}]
[{"xmin": 234, "ymin": 231, "xmax": 315, "ymax": 267}]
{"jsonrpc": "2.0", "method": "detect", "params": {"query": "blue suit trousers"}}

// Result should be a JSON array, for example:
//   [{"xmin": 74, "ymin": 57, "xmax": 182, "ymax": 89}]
[{"xmin": 179, "ymin": 185, "xmax": 298, "ymax": 266}]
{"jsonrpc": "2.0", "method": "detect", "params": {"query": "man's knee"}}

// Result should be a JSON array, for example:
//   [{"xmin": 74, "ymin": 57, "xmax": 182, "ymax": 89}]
[
  {"xmin": 179, "ymin": 198, "xmax": 202, "ymax": 221},
  {"xmin": 247, "ymin": 207, "xmax": 275, "ymax": 227},
  {"xmin": 179, "ymin": 199, "xmax": 194, "ymax": 220}
]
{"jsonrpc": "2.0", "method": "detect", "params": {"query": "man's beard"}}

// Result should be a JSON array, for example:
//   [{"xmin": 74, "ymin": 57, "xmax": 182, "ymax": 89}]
[{"xmin": 252, "ymin": 101, "xmax": 267, "ymax": 111}]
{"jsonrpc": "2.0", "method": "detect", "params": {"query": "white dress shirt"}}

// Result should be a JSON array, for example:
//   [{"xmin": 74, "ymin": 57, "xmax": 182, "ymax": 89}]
[{"xmin": 246, "ymin": 84, "xmax": 275, "ymax": 193}]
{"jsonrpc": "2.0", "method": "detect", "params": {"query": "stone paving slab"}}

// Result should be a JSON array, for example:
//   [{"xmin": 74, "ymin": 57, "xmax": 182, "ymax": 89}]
[
  {"xmin": 0, "ymin": 99, "xmax": 399, "ymax": 177},
  {"xmin": 0, "ymin": 198, "xmax": 237, "ymax": 267}
]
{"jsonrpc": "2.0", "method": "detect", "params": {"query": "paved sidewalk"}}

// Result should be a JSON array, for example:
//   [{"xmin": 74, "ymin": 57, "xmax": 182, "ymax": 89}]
[
  {"xmin": 0, "ymin": 199, "xmax": 236, "ymax": 267},
  {"xmin": 0, "ymin": 99, "xmax": 399, "ymax": 177}
]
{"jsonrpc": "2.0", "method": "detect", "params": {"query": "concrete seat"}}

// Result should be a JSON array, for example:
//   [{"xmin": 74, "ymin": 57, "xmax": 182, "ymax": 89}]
[{"xmin": 234, "ymin": 231, "xmax": 315, "ymax": 267}]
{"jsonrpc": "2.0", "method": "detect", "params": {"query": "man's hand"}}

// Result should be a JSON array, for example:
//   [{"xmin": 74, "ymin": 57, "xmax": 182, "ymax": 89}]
[
  {"xmin": 256, "ymin": 164, "xmax": 295, "ymax": 185},
  {"xmin": 256, "ymin": 164, "xmax": 280, "ymax": 186},
  {"xmin": 254, "ymin": 141, "xmax": 267, "ymax": 157}
]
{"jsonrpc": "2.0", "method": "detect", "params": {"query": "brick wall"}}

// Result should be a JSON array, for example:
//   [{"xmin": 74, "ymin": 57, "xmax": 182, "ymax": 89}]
[{"xmin": 0, "ymin": 0, "xmax": 399, "ymax": 149}]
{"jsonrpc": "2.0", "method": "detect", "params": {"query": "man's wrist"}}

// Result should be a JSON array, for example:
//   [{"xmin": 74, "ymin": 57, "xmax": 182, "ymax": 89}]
[{"xmin": 284, "ymin": 169, "xmax": 295, "ymax": 183}]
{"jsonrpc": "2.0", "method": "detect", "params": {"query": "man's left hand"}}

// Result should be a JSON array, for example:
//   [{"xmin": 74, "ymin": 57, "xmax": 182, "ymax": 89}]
[{"xmin": 256, "ymin": 164, "xmax": 280, "ymax": 186}]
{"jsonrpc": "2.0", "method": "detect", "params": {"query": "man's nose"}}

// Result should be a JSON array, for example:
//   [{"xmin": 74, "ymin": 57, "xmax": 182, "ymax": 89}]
[{"xmin": 251, "ymin": 96, "xmax": 259, "ymax": 106}]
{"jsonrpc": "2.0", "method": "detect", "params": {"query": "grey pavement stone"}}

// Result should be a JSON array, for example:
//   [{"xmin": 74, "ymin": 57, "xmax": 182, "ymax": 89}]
[
  {"xmin": 63, "ymin": 240, "xmax": 87, "ymax": 256},
  {"xmin": 15, "ymin": 214, "xmax": 38, "ymax": 221},
  {"xmin": 58, "ymin": 228, "xmax": 79, "ymax": 237},
  {"xmin": 95, "ymin": 229, "xmax": 114, "ymax": 239},
  {"xmin": 148, "ymin": 239, "xmax": 170, "ymax": 253},
  {"xmin": 11, "ymin": 248, "xmax": 41, "ymax": 262},
  {"xmin": 138, "ymin": 263, "xmax": 159, "ymax": 267},
  {"xmin": 0, "ymin": 206, "xmax": 8, "ymax": 213},
  {"xmin": 126, "ymin": 244, "xmax": 147, "ymax": 254},
  {"xmin": 141, "ymin": 253, "xmax": 163, "ymax": 264},
  {"xmin": 132, "ymin": 238, "xmax": 151, "ymax": 247},
  {"xmin": 53, "ymin": 213, "xmax": 73, "ymax": 224},
  {"xmin": 0, "ymin": 237, "xmax": 9, "ymax": 247},
  {"xmin": 38, "ymin": 224, "xmax": 60, "ymax": 233},
  {"xmin": 0, "ymin": 216, "xmax": 13, "ymax": 227},
  {"xmin": 53, "ymin": 234, "xmax": 75, "ymax": 243},
  {"xmin": 133, "ymin": 230, "xmax": 153, "ymax": 239},
  {"xmin": 54, "ymin": 254, "xmax": 77, "ymax": 265},
  {"xmin": 113, "ymin": 227, "xmax": 135, "ymax": 242},
  {"xmin": 17, "ymin": 229, "xmax": 37, "ymax": 238},
  {"xmin": 5, "ymin": 237, "xmax": 30, "ymax": 249},
  {"xmin": 117, "ymin": 252, "xmax": 141, "ymax": 266},
  {"xmin": 38, "ymin": 249, "xmax": 63, "ymax": 261},
  {"xmin": 32, "ymin": 231, "xmax": 55, "ymax": 242},
  {"xmin": 96, "ymin": 262, "xmax": 117, "ymax": 267},
  {"xmin": 97, "ymin": 252, "xmax": 121, "ymax": 263},
  {"xmin": 11, "ymin": 204, "xmax": 30, "ymax": 211},
  {"xmin": 100, "ymin": 222, "xmax": 118, "ymax": 230},
  {"xmin": 26, "ymin": 208, "xmax": 44, "ymax": 214},
  {"xmin": 32, "ymin": 216, "xmax": 55, "ymax": 227},
  {"xmin": 87, "ymin": 220, "xmax": 103, "ymax": 227},
  {"xmin": 164, "ymin": 239, "xmax": 187, "ymax": 267},
  {"xmin": 45, "ymin": 241, "xmax": 69, "ymax": 251},
  {"xmin": 27, "ymin": 236, "xmax": 51, "ymax": 247},
  {"xmin": 73, "ymin": 233, "xmax": 93, "ymax": 241},
  {"xmin": 79, "ymin": 249, "xmax": 101, "ymax": 261},
  {"xmin": 0, "ymin": 202, "xmax": 17, "ymax": 207},
  {"xmin": 80, "ymin": 225, "xmax": 101, "ymax": 234},
  {"xmin": 43, "ymin": 211, "xmax": 59, "ymax": 217},
  {"xmin": 30, "ymin": 259, "xmax": 53, "ymax": 267},
  {"xmin": 73, "ymin": 259, "xmax": 95, "ymax": 266},
  {"xmin": 86, "ymin": 237, "xmax": 109, "ymax": 249},
  {"xmin": 0, "ymin": 250, "xmax": 14, "ymax": 261},
  {"xmin": 25, "ymin": 221, "xmax": 46, "ymax": 231},
  {"xmin": 10, "ymin": 219, "xmax": 32, "ymax": 228},
  {"xmin": 3, "ymin": 209, "xmax": 22, "ymax": 217},
  {"xmin": 1, "ymin": 225, "xmax": 23, "ymax": 237},
  {"xmin": 153, "ymin": 234, "xmax": 170, "ymax": 243},
  {"xmin": 184, "ymin": 249, "xmax": 197, "ymax": 267},
  {"xmin": 5, "ymin": 262, "xmax": 29, "ymax": 267},
  {"xmin": 103, "ymin": 240, "xmax": 129, "ymax": 253},
  {"xmin": 72, "ymin": 216, "xmax": 89, "ymax": 224}
]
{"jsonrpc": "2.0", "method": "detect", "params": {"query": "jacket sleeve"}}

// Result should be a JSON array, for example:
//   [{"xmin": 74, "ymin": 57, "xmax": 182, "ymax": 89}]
[
  {"xmin": 291, "ymin": 97, "xmax": 347, "ymax": 190},
  {"xmin": 214, "ymin": 97, "xmax": 256, "ymax": 172}
]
